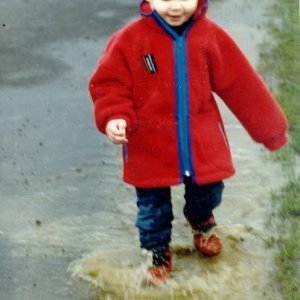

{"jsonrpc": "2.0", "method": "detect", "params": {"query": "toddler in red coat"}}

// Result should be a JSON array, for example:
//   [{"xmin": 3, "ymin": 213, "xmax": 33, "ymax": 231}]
[{"xmin": 89, "ymin": 0, "xmax": 288, "ymax": 284}]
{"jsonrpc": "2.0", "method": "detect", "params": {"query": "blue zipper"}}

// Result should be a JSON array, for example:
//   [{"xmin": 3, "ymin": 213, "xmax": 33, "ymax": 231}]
[
  {"xmin": 153, "ymin": 12, "xmax": 194, "ymax": 181},
  {"xmin": 175, "ymin": 37, "xmax": 193, "ymax": 179}
]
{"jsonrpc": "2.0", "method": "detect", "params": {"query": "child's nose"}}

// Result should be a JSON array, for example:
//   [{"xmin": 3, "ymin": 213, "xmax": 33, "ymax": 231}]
[{"xmin": 169, "ymin": 1, "xmax": 182, "ymax": 10}]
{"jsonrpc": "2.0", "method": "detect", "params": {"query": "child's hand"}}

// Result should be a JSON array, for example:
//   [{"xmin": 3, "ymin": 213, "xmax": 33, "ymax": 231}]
[{"xmin": 105, "ymin": 119, "xmax": 128, "ymax": 144}]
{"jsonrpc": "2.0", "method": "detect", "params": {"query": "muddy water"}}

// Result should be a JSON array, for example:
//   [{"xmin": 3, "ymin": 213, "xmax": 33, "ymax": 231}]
[
  {"xmin": 70, "ymin": 225, "xmax": 280, "ymax": 300},
  {"xmin": 0, "ymin": 0, "xmax": 288, "ymax": 299}
]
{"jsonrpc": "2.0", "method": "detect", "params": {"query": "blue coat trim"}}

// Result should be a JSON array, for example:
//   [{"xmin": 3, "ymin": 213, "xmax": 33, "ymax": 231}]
[{"xmin": 152, "ymin": 12, "xmax": 195, "ymax": 181}]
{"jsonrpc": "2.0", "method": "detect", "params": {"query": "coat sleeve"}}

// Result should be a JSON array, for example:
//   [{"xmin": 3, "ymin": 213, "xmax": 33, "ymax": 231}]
[
  {"xmin": 208, "ymin": 22, "xmax": 288, "ymax": 151},
  {"xmin": 89, "ymin": 33, "xmax": 137, "ymax": 135}
]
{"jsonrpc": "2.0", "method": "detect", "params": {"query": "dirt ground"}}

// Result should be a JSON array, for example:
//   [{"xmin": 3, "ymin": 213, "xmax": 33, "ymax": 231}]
[{"xmin": 0, "ymin": 0, "xmax": 286, "ymax": 299}]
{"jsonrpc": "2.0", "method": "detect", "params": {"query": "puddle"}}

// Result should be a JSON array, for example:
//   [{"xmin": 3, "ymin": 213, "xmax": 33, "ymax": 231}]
[{"xmin": 69, "ymin": 225, "xmax": 281, "ymax": 300}]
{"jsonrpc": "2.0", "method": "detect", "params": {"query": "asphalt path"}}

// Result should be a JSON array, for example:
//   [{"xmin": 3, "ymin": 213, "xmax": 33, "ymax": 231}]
[{"xmin": 1, "ymin": 1, "xmax": 137, "ymax": 299}]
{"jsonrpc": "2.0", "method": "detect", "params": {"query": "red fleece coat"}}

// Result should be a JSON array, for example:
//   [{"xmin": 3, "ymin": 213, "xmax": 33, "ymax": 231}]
[{"xmin": 89, "ymin": 3, "xmax": 288, "ymax": 188}]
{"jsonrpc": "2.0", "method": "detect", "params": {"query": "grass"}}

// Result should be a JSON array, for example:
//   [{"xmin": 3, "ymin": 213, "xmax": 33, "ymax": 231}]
[
  {"xmin": 270, "ymin": 180, "xmax": 300, "ymax": 299},
  {"xmin": 259, "ymin": 0, "xmax": 300, "ymax": 155},
  {"xmin": 259, "ymin": 0, "xmax": 300, "ymax": 299}
]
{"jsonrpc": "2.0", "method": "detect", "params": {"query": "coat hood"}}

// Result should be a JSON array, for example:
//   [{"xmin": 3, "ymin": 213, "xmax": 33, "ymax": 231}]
[{"xmin": 138, "ymin": 0, "xmax": 208, "ymax": 20}]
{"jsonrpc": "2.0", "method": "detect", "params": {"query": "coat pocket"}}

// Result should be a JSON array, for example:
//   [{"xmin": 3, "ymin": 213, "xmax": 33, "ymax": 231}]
[
  {"xmin": 217, "ymin": 121, "xmax": 229, "ymax": 149},
  {"xmin": 192, "ymin": 112, "xmax": 233, "ymax": 172}
]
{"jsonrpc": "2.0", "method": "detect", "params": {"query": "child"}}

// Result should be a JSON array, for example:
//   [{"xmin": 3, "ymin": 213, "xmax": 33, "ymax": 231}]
[{"xmin": 89, "ymin": 0, "xmax": 288, "ymax": 284}]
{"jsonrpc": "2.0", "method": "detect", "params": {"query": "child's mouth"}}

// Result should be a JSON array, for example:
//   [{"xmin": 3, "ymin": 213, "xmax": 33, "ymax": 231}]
[{"xmin": 169, "ymin": 15, "xmax": 182, "ymax": 22}]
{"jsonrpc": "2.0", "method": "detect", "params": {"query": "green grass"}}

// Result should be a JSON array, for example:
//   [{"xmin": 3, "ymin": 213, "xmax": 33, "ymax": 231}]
[
  {"xmin": 259, "ymin": 0, "xmax": 300, "ymax": 155},
  {"xmin": 259, "ymin": 0, "xmax": 300, "ymax": 299},
  {"xmin": 271, "ymin": 179, "xmax": 300, "ymax": 298}
]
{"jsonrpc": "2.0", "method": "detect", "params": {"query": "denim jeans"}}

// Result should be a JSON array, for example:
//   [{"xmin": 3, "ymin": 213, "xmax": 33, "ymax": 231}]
[{"xmin": 135, "ymin": 178, "xmax": 224, "ymax": 255}]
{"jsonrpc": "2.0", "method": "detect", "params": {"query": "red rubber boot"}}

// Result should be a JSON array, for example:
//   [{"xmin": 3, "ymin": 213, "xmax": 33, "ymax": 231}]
[
  {"xmin": 184, "ymin": 213, "xmax": 222, "ymax": 256},
  {"xmin": 147, "ymin": 251, "xmax": 172, "ymax": 284},
  {"xmin": 193, "ymin": 232, "xmax": 222, "ymax": 256}
]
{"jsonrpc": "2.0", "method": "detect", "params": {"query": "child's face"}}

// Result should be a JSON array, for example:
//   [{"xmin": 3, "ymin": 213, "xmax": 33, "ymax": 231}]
[{"xmin": 147, "ymin": 0, "xmax": 198, "ymax": 27}]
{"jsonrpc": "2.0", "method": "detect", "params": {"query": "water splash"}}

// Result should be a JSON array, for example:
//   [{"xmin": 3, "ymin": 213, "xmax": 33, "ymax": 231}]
[{"xmin": 69, "ymin": 224, "xmax": 281, "ymax": 300}]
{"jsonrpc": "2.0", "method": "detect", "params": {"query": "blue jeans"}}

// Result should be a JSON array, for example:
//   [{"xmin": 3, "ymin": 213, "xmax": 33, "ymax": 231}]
[{"xmin": 135, "ymin": 178, "xmax": 224, "ymax": 255}]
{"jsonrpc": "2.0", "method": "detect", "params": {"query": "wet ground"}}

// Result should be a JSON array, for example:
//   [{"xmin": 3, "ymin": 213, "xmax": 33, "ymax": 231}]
[{"xmin": 0, "ymin": 0, "xmax": 287, "ymax": 299}]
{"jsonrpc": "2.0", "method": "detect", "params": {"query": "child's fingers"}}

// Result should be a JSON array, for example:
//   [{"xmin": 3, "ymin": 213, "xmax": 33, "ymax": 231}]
[
  {"xmin": 108, "ymin": 127, "xmax": 126, "ymax": 137},
  {"xmin": 107, "ymin": 129, "xmax": 127, "ymax": 144},
  {"xmin": 110, "ymin": 136, "xmax": 127, "ymax": 144},
  {"xmin": 116, "ymin": 120, "xmax": 127, "ymax": 136},
  {"xmin": 113, "ymin": 121, "xmax": 127, "ymax": 141},
  {"xmin": 105, "ymin": 119, "xmax": 128, "ymax": 144}
]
